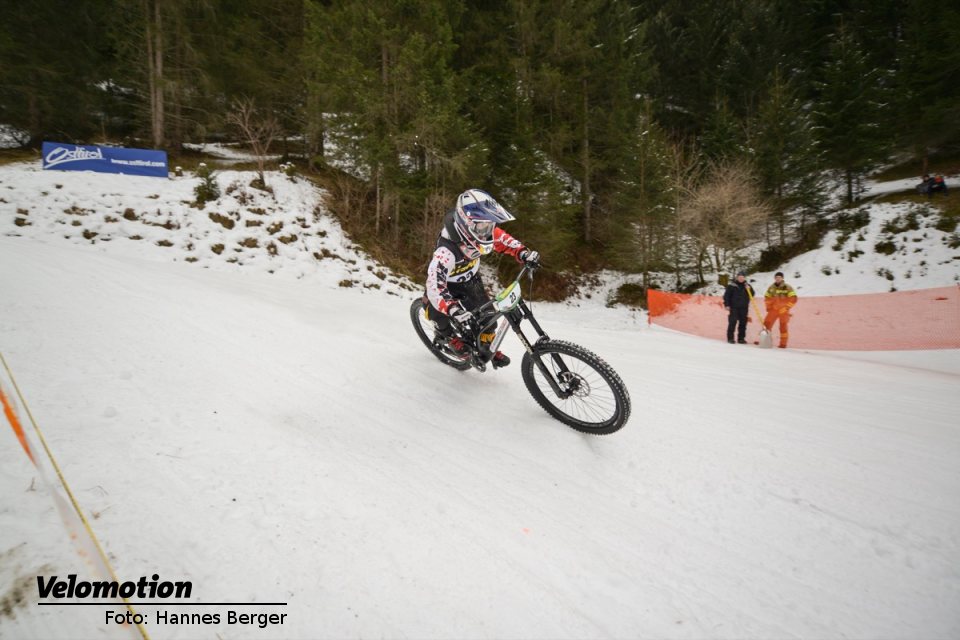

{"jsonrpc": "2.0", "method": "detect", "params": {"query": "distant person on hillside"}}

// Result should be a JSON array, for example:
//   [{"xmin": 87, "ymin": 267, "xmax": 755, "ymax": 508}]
[
  {"xmin": 424, "ymin": 189, "xmax": 539, "ymax": 369},
  {"xmin": 918, "ymin": 174, "xmax": 949, "ymax": 198},
  {"xmin": 723, "ymin": 271, "xmax": 754, "ymax": 344},
  {"xmin": 763, "ymin": 272, "xmax": 798, "ymax": 349},
  {"xmin": 930, "ymin": 174, "xmax": 948, "ymax": 196}
]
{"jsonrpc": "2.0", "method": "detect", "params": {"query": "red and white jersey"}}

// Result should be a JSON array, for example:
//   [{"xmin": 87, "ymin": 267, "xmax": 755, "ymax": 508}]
[{"xmin": 426, "ymin": 218, "xmax": 525, "ymax": 315}]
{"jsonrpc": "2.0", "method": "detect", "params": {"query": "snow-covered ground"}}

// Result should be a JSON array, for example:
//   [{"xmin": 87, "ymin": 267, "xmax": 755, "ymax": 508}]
[
  {"xmin": 2, "ymin": 162, "xmax": 959, "ymax": 639},
  {"xmin": 1, "ymin": 162, "xmax": 413, "ymax": 296},
  {"xmin": 181, "ymin": 142, "xmax": 283, "ymax": 165},
  {"xmin": 694, "ymin": 201, "xmax": 959, "ymax": 298}
]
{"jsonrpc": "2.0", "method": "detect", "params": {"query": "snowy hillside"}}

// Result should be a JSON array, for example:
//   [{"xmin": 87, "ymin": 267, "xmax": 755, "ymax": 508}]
[
  {"xmin": 1, "ymin": 163, "xmax": 959, "ymax": 639},
  {"xmin": 1, "ymin": 162, "xmax": 414, "ymax": 296}
]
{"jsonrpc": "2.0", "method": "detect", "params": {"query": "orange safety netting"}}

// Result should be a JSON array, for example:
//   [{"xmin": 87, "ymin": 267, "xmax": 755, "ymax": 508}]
[{"xmin": 647, "ymin": 285, "xmax": 960, "ymax": 350}]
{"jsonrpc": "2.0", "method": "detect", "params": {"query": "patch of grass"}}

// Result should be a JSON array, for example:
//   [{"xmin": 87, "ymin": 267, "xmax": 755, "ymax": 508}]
[
  {"xmin": 250, "ymin": 177, "xmax": 274, "ymax": 194},
  {"xmin": 935, "ymin": 216, "xmax": 958, "ymax": 232},
  {"xmin": 0, "ymin": 148, "xmax": 37, "ymax": 166},
  {"xmin": 881, "ymin": 211, "xmax": 921, "ymax": 234},
  {"xmin": 874, "ymin": 240, "xmax": 897, "ymax": 255},
  {"xmin": 267, "ymin": 221, "xmax": 283, "ymax": 234},
  {"xmin": 208, "ymin": 212, "xmax": 235, "ymax": 230},
  {"xmin": 338, "ymin": 279, "xmax": 355, "ymax": 287},
  {"xmin": 277, "ymin": 234, "xmax": 297, "ymax": 244},
  {"xmin": 876, "ymin": 267, "xmax": 895, "ymax": 281},
  {"xmin": 210, "ymin": 243, "xmax": 225, "ymax": 254},
  {"xmin": 156, "ymin": 239, "xmax": 173, "ymax": 247},
  {"xmin": 122, "ymin": 208, "xmax": 138, "ymax": 221},
  {"xmin": 238, "ymin": 237, "xmax": 259, "ymax": 249}
]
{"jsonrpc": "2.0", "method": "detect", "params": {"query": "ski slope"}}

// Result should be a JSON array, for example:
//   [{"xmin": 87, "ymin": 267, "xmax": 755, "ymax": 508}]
[{"xmin": 2, "ymin": 235, "xmax": 959, "ymax": 639}]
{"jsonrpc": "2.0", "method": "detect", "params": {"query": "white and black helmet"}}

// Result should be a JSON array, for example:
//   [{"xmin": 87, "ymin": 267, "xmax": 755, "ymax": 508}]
[{"xmin": 454, "ymin": 189, "xmax": 515, "ymax": 256}]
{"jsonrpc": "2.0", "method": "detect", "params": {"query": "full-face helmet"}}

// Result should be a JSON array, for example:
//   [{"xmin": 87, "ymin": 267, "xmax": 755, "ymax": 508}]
[{"xmin": 454, "ymin": 189, "xmax": 515, "ymax": 257}]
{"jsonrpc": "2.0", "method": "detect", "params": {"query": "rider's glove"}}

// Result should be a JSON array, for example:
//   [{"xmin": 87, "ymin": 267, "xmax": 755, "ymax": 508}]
[
  {"xmin": 520, "ymin": 249, "xmax": 541, "ymax": 267},
  {"xmin": 448, "ymin": 303, "xmax": 473, "ymax": 326}
]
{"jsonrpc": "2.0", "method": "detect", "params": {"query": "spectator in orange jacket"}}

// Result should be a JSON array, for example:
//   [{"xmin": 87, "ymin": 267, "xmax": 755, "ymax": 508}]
[{"xmin": 764, "ymin": 272, "xmax": 798, "ymax": 348}]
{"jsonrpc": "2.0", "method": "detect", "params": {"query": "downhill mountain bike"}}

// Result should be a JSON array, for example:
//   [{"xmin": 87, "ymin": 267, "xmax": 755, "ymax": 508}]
[{"xmin": 410, "ymin": 264, "xmax": 630, "ymax": 435}]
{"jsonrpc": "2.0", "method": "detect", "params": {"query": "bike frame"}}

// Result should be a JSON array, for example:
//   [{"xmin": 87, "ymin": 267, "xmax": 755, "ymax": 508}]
[{"xmin": 458, "ymin": 265, "xmax": 575, "ymax": 399}]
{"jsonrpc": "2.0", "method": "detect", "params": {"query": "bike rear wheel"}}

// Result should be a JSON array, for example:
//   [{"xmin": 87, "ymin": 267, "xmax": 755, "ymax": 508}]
[
  {"xmin": 410, "ymin": 298, "xmax": 471, "ymax": 371},
  {"xmin": 521, "ymin": 340, "xmax": 630, "ymax": 435}
]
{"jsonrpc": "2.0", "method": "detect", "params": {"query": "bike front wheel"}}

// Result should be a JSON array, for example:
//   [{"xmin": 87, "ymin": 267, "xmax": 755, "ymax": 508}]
[{"xmin": 521, "ymin": 340, "xmax": 631, "ymax": 435}]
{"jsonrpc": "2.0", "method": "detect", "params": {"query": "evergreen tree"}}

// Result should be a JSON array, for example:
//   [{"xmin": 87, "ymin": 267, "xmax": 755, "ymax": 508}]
[
  {"xmin": 0, "ymin": 1, "xmax": 114, "ymax": 145},
  {"xmin": 750, "ymin": 68, "xmax": 825, "ymax": 246},
  {"xmin": 305, "ymin": 0, "xmax": 483, "ymax": 249},
  {"xmin": 814, "ymin": 25, "xmax": 891, "ymax": 204},
  {"xmin": 896, "ymin": 0, "xmax": 960, "ymax": 169},
  {"xmin": 611, "ymin": 103, "xmax": 673, "ymax": 289}
]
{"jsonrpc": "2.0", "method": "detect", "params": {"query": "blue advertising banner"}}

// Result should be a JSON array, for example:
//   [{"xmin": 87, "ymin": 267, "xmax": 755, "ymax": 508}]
[{"xmin": 42, "ymin": 142, "xmax": 168, "ymax": 178}]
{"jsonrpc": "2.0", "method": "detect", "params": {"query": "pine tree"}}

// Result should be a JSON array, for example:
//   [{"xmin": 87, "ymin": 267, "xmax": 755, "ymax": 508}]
[
  {"xmin": 0, "ymin": 1, "xmax": 114, "ymax": 145},
  {"xmin": 305, "ymin": 0, "xmax": 482, "ymax": 249},
  {"xmin": 895, "ymin": 0, "xmax": 960, "ymax": 170},
  {"xmin": 814, "ymin": 25, "xmax": 892, "ymax": 204},
  {"xmin": 750, "ymin": 67, "xmax": 825, "ymax": 246}
]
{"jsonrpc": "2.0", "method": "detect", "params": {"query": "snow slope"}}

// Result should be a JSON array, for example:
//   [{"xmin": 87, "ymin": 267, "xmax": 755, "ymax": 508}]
[
  {"xmin": 0, "ymin": 162, "xmax": 413, "ymax": 296},
  {"xmin": 1, "ymin": 163, "xmax": 959, "ymax": 639}
]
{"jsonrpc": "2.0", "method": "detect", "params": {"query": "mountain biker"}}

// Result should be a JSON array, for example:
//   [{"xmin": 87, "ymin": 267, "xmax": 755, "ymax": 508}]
[{"xmin": 425, "ymin": 189, "xmax": 540, "ymax": 368}]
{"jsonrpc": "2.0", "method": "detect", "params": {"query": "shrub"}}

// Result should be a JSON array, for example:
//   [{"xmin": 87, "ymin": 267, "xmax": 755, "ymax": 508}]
[
  {"xmin": 609, "ymin": 282, "xmax": 648, "ymax": 308},
  {"xmin": 279, "ymin": 162, "xmax": 299, "ymax": 180},
  {"xmin": 874, "ymin": 240, "xmax": 897, "ymax": 255},
  {"xmin": 193, "ymin": 163, "xmax": 220, "ymax": 206}
]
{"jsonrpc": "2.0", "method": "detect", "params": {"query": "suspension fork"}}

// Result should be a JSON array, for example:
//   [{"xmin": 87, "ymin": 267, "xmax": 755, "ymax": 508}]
[{"xmin": 506, "ymin": 302, "xmax": 573, "ymax": 399}]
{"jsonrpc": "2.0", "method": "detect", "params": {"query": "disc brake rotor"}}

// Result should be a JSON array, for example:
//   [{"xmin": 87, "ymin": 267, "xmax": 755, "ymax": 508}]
[{"xmin": 559, "ymin": 370, "xmax": 590, "ymax": 398}]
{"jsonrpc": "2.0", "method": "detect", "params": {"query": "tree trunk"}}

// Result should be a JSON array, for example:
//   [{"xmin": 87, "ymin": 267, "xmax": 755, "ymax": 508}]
[
  {"xmin": 778, "ymin": 207, "xmax": 785, "ymax": 247},
  {"xmin": 580, "ymin": 78, "xmax": 591, "ymax": 243},
  {"xmin": 375, "ymin": 164, "xmax": 382, "ymax": 235},
  {"xmin": 144, "ymin": 0, "xmax": 165, "ymax": 149}
]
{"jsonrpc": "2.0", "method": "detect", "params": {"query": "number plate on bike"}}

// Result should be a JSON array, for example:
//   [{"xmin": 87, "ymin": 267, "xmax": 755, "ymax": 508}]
[{"xmin": 495, "ymin": 282, "xmax": 522, "ymax": 312}]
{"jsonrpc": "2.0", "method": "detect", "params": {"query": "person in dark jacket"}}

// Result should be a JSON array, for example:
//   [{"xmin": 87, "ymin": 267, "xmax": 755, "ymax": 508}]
[{"xmin": 723, "ymin": 271, "xmax": 755, "ymax": 344}]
